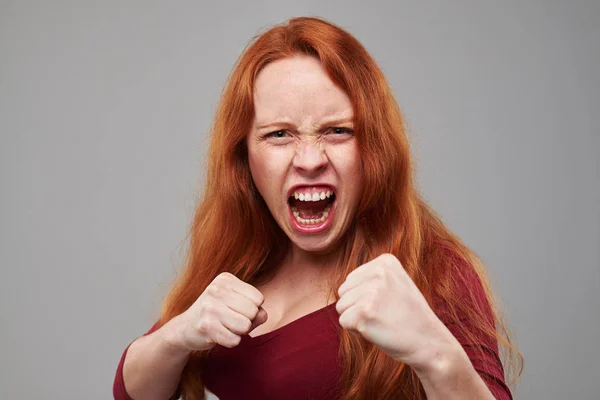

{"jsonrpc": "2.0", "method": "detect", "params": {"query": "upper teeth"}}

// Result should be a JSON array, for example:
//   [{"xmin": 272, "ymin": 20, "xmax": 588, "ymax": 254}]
[{"xmin": 293, "ymin": 190, "xmax": 333, "ymax": 202}]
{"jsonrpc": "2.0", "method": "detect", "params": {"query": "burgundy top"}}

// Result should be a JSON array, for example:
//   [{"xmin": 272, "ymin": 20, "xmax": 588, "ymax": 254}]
[{"xmin": 114, "ymin": 270, "xmax": 512, "ymax": 399}]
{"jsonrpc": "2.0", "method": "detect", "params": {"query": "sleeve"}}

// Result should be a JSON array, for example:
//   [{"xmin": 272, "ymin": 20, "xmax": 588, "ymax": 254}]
[
  {"xmin": 435, "ymin": 258, "xmax": 513, "ymax": 400},
  {"xmin": 113, "ymin": 322, "xmax": 182, "ymax": 400}
]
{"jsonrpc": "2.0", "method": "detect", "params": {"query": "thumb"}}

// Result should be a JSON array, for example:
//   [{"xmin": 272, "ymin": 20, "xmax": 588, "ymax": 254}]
[{"xmin": 250, "ymin": 307, "xmax": 268, "ymax": 331}]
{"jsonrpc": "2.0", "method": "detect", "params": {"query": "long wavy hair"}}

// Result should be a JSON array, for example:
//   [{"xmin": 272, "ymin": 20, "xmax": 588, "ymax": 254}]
[{"xmin": 158, "ymin": 16, "xmax": 522, "ymax": 399}]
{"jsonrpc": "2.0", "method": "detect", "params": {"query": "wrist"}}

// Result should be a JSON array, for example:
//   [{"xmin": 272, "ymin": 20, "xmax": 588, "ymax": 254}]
[
  {"xmin": 406, "ymin": 339, "xmax": 495, "ymax": 399},
  {"xmin": 410, "ymin": 339, "xmax": 471, "ymax": 386},
  {"xmin": 159, "ymin": 315, "xmax": 194, "ymax": 357}
]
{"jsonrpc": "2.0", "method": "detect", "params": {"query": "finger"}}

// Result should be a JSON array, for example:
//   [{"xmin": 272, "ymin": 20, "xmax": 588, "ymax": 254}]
[
  {"xmin": 338, "ymin": 304, "xmax": 361, "ymax": 333},
  {"xmin": 224, "ymin": 290, "xmax": 260, "ymax": 320},
  {"xmin": 338, "ymin": 254, "xmax": 399, "ymax": 297},
  {"xmin": 337, "ymin": 277, "xmax": 359, "ymax": 298},
  {"xmin": 231, "ymin": 279, "xmax": 265, "ymax": 307},
  {"xmin": 210, "ymin": 322, "xmax": 242, "ymax": 349},
  {"xmin": 250, "ymin": 307, "xmax": 268, "ymax": 331},
  {"xmin": 335, "ymin": 285, "xmax": 363, "ymax": 316},
  {"xmin": 219, "ymin": 305, "xmax": 253, "ymax": 335},
  {"xmin": 338, "ymin": 263, "xmax": 373, "ymax": 297}
]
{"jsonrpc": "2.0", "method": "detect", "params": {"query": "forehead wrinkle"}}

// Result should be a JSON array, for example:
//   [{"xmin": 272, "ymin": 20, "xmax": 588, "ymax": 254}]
[
  {"xmin": 254, "ymin": 84, "xmax": 351, "ymax": 123},
  {"xmin": 253, "ymin": 57, "xmax": 353, "ymax": 132}
]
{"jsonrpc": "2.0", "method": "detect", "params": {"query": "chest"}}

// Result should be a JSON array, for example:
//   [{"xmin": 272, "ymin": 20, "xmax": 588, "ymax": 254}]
[
  {"xmin": 249, "ymin": 281, "xmax": 334, "ymax": 337},
  {"xmin": 202, "ymin": 304, "xmax": 342, "ymax": 400}
]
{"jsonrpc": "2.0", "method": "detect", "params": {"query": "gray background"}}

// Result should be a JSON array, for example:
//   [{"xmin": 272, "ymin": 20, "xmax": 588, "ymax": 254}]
[{"xmin": 1, "ymin": 1, "xmax": 598, "ymax": 399}]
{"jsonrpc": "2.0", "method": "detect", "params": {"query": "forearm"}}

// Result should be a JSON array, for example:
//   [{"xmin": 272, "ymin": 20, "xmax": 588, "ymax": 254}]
[
  {"xmin": 412, "ymin": 343, "xmax": 495, "ymax": 400},
  {"xmin": 123, "ymin": 316, "xmax": 191, "ymax": 400}
]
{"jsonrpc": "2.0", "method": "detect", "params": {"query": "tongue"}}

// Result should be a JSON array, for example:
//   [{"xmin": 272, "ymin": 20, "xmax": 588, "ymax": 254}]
[{"xmin": 292, "ymin": 198, "xmax": 329, "ymax": 219}]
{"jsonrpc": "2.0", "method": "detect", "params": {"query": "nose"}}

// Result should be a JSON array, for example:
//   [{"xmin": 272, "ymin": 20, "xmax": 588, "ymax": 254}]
[{"xmin": 292, "ymin": 141, "xmax": 328, "ymax": 176}]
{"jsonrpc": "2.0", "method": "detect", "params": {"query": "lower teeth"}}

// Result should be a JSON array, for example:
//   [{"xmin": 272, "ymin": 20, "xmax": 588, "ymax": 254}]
[{"xmin": 291, "ymin": 204, "xmax": 331, "ymax": 225}]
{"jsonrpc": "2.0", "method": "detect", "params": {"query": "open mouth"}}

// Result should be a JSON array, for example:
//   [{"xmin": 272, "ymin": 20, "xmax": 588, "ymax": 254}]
[{"xmin": 287, "ymin": 188, "xmax": 336, "ymax": 232}]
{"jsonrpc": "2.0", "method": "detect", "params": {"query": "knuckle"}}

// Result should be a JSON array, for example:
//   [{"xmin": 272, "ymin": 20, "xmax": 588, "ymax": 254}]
[
  {"xmin": 206, "ymin": 284, "xmax": 222, "ymax": 297},
  {"xmin": 201, "ymin": 302, "xmax": 219, "ymax": 317},
  {"xmin": 359, "ymin": 299, "xmax": 377, "ymax": 320},
  {"xmin": 338, "ymin": 313, "xmax": 352, "ymax": 330},
  {"xmin": 222, "ymin": 282, "xmax": 233, "ymax": 292},
  {"xmin": 218, "ymin": 272, "xmax": 235, "ymax": 282},
  {"xmin": 250, "ymin": 304, "xmax": 259, "ymax": 318},
  {"xmin": 222, "ymin": 334, "xmax": 241, "ymax": 348},
  {"xmin": 380, "ymin": 253, "xmax": 396, "ymax": 266},
  {"xmin": 374, "ymin": 266, "xmax": 387, "ymax": 280},
  {"xmin": 356, "ymin": 319, "xmax": 368, "ymax": 335},
  {"xmin": 229, "ymin": 335, "xmax": 242, "ymax": 347},
  {"xmin": 193, "ymin": 320, "xmax": 204, "ymax": 334},
  {"xmin": 219, "ymin": 282, "xmax": 233, "ymax": 293},
  {"xmin": 373, "ymin": 277, "xmax": 387, "ymax": 291},
  {"xmin": 255, "ymin": 292, "xmax": 265, "ymax": 305},
  {"xmin": 196, "ymin": 317, "xmax": 216, "ymax": 335},
  {"xmin": 242, "ymin": 318, "xmax": 252, "ymax": 332}
]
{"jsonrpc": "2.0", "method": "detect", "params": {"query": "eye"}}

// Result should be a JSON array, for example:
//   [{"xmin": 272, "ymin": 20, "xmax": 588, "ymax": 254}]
[
  {"xmin": 330, "ymin": 127, "xmax": 354, "ymax": 135},
  {"xmin": 265, "ymin": 130, "xmax": 289, "ymax": 139}
]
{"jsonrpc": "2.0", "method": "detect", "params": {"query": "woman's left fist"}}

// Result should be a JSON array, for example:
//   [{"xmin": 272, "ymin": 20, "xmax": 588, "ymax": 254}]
[{"xmin": 336, "ymin": 253, "xmax": 456, "ymax": 369}]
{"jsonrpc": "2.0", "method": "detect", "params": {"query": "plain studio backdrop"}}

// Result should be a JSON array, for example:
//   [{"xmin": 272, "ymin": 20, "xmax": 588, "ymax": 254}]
[{"xmin": 1, "ymin": 1, "xmax": 598, "ymax": 399}]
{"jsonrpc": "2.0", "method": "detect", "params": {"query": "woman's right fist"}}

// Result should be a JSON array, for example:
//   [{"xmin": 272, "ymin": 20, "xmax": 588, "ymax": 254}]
[{"xmin": 172, "ymin": 272, "xmax": 268, "ymax": 351}]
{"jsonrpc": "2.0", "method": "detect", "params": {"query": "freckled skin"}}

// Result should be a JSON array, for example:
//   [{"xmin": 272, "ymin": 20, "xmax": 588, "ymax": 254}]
[{"xmin": 247, "ymin": 55, "xmax": 364, "ymax": 255}]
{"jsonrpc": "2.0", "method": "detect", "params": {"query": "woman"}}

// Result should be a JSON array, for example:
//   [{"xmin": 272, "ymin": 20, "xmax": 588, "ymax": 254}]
[{"xmin": 113, "ymin": 16, "xmax": 522, "ymax": 400}]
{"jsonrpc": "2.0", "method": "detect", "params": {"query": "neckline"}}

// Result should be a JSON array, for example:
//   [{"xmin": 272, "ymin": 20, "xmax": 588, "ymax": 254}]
[{"xmin": 242, "ymin": 302, "xmax": 337, "ymax": 346}]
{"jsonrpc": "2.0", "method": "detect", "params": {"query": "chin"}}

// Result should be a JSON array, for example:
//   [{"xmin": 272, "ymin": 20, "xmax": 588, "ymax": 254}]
[
  {"xmin": 293, "ymin": 238, "xmax": 333, "ymax": 254},
  {"xmin": 285, "ymin": 227, "xmax": 344, "ymax": 256}
]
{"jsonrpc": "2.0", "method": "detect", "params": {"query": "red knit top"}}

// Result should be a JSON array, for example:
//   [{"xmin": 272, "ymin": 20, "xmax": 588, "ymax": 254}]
[{"xmin": 114, "ymin": 266, "xmax": 512, "ymax": 399}]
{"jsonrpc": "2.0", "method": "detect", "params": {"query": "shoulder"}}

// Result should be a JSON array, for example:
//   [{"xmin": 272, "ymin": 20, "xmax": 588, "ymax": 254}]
[
  {"xmin": 429, "ymin": 244, "xmax": 513, "ymax": 398},
  {"xmin": 429, "ymin": 243, "xmax": 497, "ymax": 341},
  {"xmin": 432, "ymin": 243, "xmax": 491, "ymax": 305}
]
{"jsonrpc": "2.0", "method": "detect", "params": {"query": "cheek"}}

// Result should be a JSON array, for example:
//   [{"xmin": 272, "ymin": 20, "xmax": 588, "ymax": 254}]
[
  {"xmin": 328, "ymin": 143, "xmax": 363, "ymax": 180},
  {"xmin": 248, "ymin": 148, "xmax": 289, "ymax": 198},
  {"xmin": 248, "ymin": 155, "xmax": 269, "ymax": 196},
  {"xmin": 328, "ymin": 144, "xmax": 364, "ymax": 205}
]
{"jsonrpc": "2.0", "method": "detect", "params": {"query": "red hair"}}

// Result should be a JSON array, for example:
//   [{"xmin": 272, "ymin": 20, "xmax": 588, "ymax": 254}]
[{"xmin": 159, "ymin": 16, "xmax": 522, "ymax": 399}]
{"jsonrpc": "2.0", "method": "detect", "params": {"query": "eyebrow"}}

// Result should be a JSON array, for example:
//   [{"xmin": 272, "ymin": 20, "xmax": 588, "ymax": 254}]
[{"xmin": 254, "ymin": 116, "xmax": 355, "ymax": 132}]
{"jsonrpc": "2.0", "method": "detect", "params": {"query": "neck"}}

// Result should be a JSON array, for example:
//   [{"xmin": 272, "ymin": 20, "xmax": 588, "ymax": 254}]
[{"xmin": 270, "ymin": 243, "xmax": 341, "ymax": 298}]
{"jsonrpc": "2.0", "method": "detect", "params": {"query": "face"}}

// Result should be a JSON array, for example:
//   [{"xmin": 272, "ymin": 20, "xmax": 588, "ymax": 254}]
[{"xmin": 247, "ymin": 55, "xmax": 363, "ymax": 254}]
